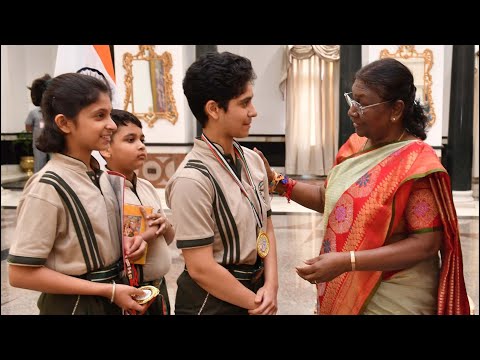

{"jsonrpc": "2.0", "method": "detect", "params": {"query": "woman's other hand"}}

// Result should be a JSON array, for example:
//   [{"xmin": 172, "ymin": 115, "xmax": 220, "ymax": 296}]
[{"xmin": 295, "ymin": 252, "xmax": 351, "ymax": 284}]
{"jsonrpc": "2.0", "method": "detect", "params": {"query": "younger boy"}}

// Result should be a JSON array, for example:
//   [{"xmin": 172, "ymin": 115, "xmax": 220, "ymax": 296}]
[{"xmin": 101, "ymin": 109, "xmax": 175, "ymax": 315}]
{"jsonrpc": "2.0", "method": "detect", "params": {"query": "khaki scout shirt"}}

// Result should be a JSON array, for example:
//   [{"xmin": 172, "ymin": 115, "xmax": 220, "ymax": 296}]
[
  {"xmin": 8, "ymin": 153, "xmax": 122, "ymax": 275},
  {"xmin": 124, "ymin": 174, "xmax": 171, "ymax": 282},
  {"xmin": 166, "ymin": 138, "xmax": 271, "ymax": 266}
]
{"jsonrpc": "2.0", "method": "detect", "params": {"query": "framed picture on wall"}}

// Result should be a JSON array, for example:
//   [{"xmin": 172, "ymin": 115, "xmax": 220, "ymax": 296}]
[
  {"xmin": 123, "ymin": 45, "xmax": 178, "ymax": 127},
  {"xmin": 380, "ymin": 45, "xmax": 436, "ymax": 126}
]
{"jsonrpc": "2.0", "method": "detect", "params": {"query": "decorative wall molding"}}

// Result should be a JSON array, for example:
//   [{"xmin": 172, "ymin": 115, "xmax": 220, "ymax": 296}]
[
  {"xmin": 123, "ymin": 45, "xmax": 178, "ymax": 127},
  {"xmin": 380, "ymin": 45, "xmax": 436, "ymax": 126},
  {"xmin": 138, "ymin": 153, "xmax": 186, "ymax": 188}
]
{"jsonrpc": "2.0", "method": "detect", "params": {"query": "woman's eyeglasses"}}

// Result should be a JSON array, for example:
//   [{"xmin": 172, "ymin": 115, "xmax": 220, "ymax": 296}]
[{"xmin": 344, "ymin": 92, "xmax": 392, "ymax": 116}]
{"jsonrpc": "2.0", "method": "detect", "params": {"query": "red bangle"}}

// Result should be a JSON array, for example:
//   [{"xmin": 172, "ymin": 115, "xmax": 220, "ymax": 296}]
[{"xmin": 284, "ymin": 178, "xmax": 297, "ymax": 203}]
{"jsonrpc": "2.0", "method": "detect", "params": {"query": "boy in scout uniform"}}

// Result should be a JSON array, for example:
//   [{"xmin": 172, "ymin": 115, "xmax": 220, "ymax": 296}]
[
  {"xmin": 166, "ymin": 52, "xmax": 279, "ymax": 315},
  {"xmin": 101, "ymin": 109, "xmax": 175, "ymax": 315}
]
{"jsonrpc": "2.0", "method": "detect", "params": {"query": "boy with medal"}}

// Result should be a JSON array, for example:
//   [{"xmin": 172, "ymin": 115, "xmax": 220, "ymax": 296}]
[
  {"xmin": 101, "ymin": 109, "xmax": 175, "ymax": 315},
  {"xmin": 166, "ymin": 52, "xmax": 278, "ymax": 315}
]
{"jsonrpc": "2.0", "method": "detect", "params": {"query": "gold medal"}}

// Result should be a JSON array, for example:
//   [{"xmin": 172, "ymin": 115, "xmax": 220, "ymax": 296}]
[
  {"xmin": 134, "ymin": 285, "xmax": 160, "ymax": 305},
  {"xmin": 256, "ymin": 231, "xmax": 270, "ymax": 258}
]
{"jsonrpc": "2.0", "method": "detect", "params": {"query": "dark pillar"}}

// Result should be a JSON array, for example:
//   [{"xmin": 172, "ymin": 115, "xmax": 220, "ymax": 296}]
[
  {"xmin": 447, "ymin": 45, "xmax": 475, "ymax": 191},
  {"xmin": 196, "ymin": 45, "xmax": 217, "ymax": 58},
  {"xmin": 195, "ymin": 45, "xmax": 218, "ymax": 136},
  {"xmin": 338, "ymin": 45, "xmax": 362, "ymax": 148},
  {"xmin": 109, "ymin": 45, "xmax": 115, "ymax": 73}
]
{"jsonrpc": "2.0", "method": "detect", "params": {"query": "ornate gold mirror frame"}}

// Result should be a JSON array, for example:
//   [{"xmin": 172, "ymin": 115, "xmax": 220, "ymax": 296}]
[
  {"xmin": 380, "ymin": 45, "xmax": 436, "ymax": 126},
  {"xmin": 123, "ymin": 45, "xmax": 178, "ymax": 127}
]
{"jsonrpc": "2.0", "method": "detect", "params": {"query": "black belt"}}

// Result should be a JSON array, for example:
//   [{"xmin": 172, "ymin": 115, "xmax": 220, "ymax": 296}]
[
  {"xmin": 74, "ymin": 259, "xmax": 123, "ymax": 283},
  {"xmin": 224, "ymin": 261, "xmax": 264, "ymax": 282},
  {"xmin": 184, "ymin": 257, "xmax": 264, "ymax": 283}
]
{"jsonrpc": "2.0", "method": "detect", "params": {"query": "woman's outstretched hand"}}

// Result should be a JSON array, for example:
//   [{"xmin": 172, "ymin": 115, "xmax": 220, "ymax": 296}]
[{"xmin": 254, "ymin": 147, "xmax": 274, "ymax": 182}]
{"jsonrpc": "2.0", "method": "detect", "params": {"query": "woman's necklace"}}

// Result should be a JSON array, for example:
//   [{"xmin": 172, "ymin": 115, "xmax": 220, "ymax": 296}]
[
  {"xmin": 362, "ymin": 129, "xmax": 406, "ymax": 151},
  {"xmin": 397, "ymin": 129, "xmax": 406, "ymax": 142}
]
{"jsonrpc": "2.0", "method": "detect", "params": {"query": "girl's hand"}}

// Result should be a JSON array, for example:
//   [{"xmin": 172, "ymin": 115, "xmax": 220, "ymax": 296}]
[{"xmin": 113, "ymin": 283, "xmax": 147, "ymax": 314}]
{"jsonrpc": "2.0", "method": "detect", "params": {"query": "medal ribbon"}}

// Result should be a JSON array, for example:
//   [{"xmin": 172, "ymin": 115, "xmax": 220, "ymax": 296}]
[
  {"xmin": 201, "ymin": 133, "xmax": 263, "ymax": 230},
  {"xmin": 232, "ymin": 140, "xmax": 264, "ymax": 221}
]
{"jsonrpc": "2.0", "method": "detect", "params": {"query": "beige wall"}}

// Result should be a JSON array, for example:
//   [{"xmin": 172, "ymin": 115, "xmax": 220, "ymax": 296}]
[
  {"xmin": 218, "ymin": 45, "xmax": 286, "ymax": 135},
  {"xmin": 1, "ymin": 45, "xmax": 57, "ymax": 133}
]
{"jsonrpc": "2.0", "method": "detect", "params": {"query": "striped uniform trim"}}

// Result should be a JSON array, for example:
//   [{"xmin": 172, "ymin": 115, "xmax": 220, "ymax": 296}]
[
  {"xmin": 176, "ymin": 237, "xmax": 215, "ymax": 249},
  {"xmin": 74, "ymin": 259, "xmax": 123, "ymax": 282},
  {"xmin": 7, "ymin": 254, "xmax": 46, "ymax": 266},
  {"xmin": 184, "ymin": 160, "xmax": 240, "ymax": 264},
  {"xmin": 39, "ymin": 171, "xmax": 103, "ymax": 272}
]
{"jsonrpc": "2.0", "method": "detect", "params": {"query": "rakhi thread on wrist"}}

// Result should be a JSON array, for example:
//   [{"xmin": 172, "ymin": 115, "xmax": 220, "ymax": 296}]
[
  {"xmin": 283, "ymin": 177, "xmax": 297, "ymax": 203},
  {"xmin": 268, "ymin": 171, "xmax": 297, "ymax": 202}
]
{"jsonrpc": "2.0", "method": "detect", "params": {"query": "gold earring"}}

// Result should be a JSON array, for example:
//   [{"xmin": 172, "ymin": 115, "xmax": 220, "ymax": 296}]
[{"xmin": 392, "ymin": 117, "xmax": 396, "ymax": 122}]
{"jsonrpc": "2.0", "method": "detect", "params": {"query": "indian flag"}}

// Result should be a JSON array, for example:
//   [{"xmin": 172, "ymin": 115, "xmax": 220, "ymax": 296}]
[
  {"xmin": 54, "ymin": 45, "xmax": 121, "ymax": 109},
  {"xmin": 54, "ymin": 45, "xmax": 121, "ymax": 167}
]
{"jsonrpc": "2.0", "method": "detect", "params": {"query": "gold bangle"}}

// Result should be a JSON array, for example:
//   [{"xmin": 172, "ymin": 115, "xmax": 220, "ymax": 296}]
[
  {"xmin": 110, "ymin": 280, "xmax": 116, "ymax": 303},
  {"xmin": 350, "ymin": 251, "xmax": 356, "ymax": 271}
]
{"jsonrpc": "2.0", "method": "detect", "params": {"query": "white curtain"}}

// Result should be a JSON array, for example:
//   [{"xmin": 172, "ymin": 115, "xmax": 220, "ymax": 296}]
[{"xmin": 280, "ymin": 45, "xmax": 340, "ymax": 176}]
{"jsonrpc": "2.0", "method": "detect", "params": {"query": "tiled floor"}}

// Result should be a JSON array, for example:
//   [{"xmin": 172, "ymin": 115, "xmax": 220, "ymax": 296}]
[{"xmin": 1, "ymin": 188, "xmax": 478, "ymax": 315}]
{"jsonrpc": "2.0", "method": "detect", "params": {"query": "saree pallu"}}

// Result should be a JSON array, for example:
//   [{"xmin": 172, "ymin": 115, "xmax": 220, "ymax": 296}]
[{"xmin": 317, "ymin": 134, "xmax": 470, "ymax": 315}]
